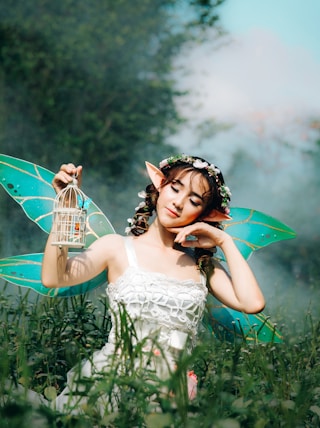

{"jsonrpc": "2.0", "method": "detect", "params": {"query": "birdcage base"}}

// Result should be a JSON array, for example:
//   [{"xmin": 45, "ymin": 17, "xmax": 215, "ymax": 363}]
[
  {"xmin": 52, "ymin": 207, "xmax": 87, "ymax": 248},
  {"xmin": 51, "ymin": 241, "xmax": 86, "ymax": 248}
]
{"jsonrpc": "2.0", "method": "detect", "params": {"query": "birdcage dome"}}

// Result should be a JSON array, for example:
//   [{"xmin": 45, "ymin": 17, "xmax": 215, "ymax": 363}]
[{"xmin": 52, "ymin": 178, "xmax": 88, "ymax": 248}]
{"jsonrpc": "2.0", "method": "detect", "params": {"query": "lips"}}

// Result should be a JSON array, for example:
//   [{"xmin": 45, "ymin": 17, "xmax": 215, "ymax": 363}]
[{"xmin": 166, "ymin": 207, "xmax": 179, "ymax": 217}]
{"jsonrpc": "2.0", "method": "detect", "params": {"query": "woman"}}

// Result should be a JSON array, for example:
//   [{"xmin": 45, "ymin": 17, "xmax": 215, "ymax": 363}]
[{"xmin": 41, "ymin": 154, "xmax": 265, "ymax": 411}]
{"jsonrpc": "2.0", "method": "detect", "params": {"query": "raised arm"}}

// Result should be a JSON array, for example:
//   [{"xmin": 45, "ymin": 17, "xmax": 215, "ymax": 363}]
[
  {"xmin": 41, "ymin": 164, "xmax": 112, "ymax": 288},
  {"xmin": 172, "ymin": 222, "xmax": 266, "ymax": 314}
]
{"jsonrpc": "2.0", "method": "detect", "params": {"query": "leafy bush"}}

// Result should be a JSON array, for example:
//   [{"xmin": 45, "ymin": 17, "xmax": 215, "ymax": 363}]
[{"xmin": 1, "ymin": 282, "xmax": 320, "ymax": 427}]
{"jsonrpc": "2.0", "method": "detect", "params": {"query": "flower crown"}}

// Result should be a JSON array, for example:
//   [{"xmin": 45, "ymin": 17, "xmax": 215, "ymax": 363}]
[
  {"xmin": 125, "ymin": 154, "xmax": 231, "ymax": 234},
  {"xmin": 159, "ymin": 154, "xmax": 231, "ymax": 214}
]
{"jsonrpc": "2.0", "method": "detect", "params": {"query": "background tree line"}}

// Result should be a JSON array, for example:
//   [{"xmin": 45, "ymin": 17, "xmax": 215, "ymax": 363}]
[{"xmin": 0, "ymin": 0, "xmax": 225, "ymax": 256}]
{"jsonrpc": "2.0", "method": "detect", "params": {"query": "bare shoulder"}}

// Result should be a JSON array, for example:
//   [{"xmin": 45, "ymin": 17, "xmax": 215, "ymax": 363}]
[
  {"xmin": 90, "ymin": 233, "xmax": 124, "ymax": 255},
  {"xmin": 91, "ymin": 233, "xmax": 128, "ymax": 282},
  {"xmin": 86, "ymin": 233, "xmax": 126, "ymax": 274}
]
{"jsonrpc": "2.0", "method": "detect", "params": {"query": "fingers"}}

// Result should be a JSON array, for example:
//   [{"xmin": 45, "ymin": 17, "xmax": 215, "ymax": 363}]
[
  {"xmin": 178, "ymin": 237, "xmax": 199, "ymax": 248},
  {"xmin": 177, "ymin": 234, "xmax": 201, "ymax": 248},
  {"xmin": 171, "ymin": 226, "xmax": 201, "ymax": 246},
  {"xmin": 52, "ymin": 163, "xmax": 83, "ymax": 193},
  {"xmin": 174, "ymin": 230, "xmax": 192, "ymax": 244},
  {"xmin": 169, "ymin": 222, "xmax": 220, "ymax": 248},
  {"xmin": 172, "ymin": 223, "xmax": 206, "ymax": 243},
  {"xmin": 60, "ymin": 163, "xmax": 82, "ymax": 178}
]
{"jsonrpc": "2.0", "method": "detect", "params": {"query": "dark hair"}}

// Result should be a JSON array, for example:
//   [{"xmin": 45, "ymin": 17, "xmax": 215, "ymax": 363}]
[{"xmin": 128, "ymin": 157, "xmax": 230, "ymax": 284}]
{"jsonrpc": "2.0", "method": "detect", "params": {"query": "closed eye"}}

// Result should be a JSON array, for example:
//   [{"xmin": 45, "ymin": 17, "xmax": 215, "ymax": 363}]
[
  {"xmin": 190, "ymin": 199, "xmax": 201, "ymax": 207},
  {"xmin": 171, "ymin": 179, "xmax": 204, "ymax": 207}
]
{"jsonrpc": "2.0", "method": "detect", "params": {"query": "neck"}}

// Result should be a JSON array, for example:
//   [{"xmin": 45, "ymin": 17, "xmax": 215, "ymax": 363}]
[{"xmin": 146, "ymin": 217, "xmax": 176, "ymax": 248}]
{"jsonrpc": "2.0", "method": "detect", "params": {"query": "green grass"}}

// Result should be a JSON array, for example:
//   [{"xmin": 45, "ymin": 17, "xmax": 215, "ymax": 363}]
[{"xmin": 1, "ymin": 282, "xmax": 320, "ymax": 427}]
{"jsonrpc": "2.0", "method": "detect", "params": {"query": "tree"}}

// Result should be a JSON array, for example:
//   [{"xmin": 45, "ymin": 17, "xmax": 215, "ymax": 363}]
[
  {"xmin": 0, "ymin": 0, "xmax": 226, "ymax": 253},
  {"xmin": 0, "ymin": 0, "xmax": 225, "ymax": 173}
]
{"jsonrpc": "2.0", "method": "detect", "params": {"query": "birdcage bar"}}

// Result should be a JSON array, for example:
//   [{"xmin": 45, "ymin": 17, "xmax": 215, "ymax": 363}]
[{"xmin": 51, "ymin": 179, "xmax": 87, "ymax": 248}]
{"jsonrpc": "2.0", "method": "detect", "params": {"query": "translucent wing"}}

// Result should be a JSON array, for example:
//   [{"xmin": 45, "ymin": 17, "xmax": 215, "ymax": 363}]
[
  {"xmin": 0, "ymin": 154, "xmax": 115, "ymax": 245},
  {"xmin": 204, "ymin": 294, "xmax": 283, "ymax": 343},
  {"xmin": 204, "ymin": 208, "xmax": 294, "ymax": 342},
  {"xmin": 219, "ymin": 207, "xmax": 296, "ymax": 260},
  {"xmin": 0, "ymin": 253, "xmax": 106, "ymax": 297},
  {"xmin": 0, "ymin": 153, "xmax": 114, "ymax": 296},
  {"xmin": 0, "ymin": 154, "xmax": 55, "ymax": 232}
]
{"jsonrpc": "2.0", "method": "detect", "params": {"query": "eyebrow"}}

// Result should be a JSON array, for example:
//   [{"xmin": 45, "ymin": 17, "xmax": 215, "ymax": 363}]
[{"xmin": 173, "ymin": 179, "xmax": 204, "ymax": 201}]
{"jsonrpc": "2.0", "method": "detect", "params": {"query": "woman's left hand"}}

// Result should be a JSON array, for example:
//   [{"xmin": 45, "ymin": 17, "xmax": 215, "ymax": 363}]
[{"xmin": 168, "ymin": 222, "xmax": 228, "ymax": 249}]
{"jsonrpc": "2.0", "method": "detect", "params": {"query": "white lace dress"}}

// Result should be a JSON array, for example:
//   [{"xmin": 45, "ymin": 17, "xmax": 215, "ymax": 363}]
[{"xmin": 54, "ymin": 237, "xmax": 208, "ymax": 411}]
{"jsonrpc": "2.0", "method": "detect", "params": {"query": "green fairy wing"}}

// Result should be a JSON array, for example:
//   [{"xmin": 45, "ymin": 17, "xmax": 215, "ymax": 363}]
[
  {"xmin": 204, "ymin": 294, "xmax": 283, "ymax": 343},
  {"xmin": 0, "ymin": 153, "xmax": 115, "ymax": 246},
  {"xmin": 0, "ymin": 154, "xmax": 114, "ymax": 296},
  {"xmin": 219, "ymin": 207, "xmax": 296, "ymax": 260},
  {"xmin": 0, "ymin": 253, "xmax": 106, "ymax": 297},
  {"xmin": 204, "ymin": 207, "xmax": 295, "ymax": 343}
]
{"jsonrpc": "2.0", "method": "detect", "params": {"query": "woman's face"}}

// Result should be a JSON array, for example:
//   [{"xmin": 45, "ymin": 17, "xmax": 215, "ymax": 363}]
[{"xmin": 156, "ymin": 170, "xmax": 209, "ymax": 228}]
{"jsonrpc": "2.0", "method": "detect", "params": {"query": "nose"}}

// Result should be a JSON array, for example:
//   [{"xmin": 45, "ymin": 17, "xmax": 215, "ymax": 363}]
[{"xmin": 173, "ymin": 195, "xmax": 184, "ymax": 211}]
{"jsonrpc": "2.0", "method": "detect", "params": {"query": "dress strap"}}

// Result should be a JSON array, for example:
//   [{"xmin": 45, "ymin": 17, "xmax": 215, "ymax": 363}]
[
  {"xmin": 124, "ymin": 237, "xmax": 207, "ymax": 286},
  {"xmin": 123, "ymin": 237, "xmax": 139, "ymax": 267}
]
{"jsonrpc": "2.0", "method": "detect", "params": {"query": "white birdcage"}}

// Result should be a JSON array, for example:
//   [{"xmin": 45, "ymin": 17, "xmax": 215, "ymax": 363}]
[{"xmin": 51, "ymin": 177, "xmax": 88, "ymax": 248}]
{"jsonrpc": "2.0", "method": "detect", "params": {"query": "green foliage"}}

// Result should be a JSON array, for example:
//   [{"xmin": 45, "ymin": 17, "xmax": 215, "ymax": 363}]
[
  {"xmin": 0, "ymin": 0, "xmax": 224, "ymax": 175},
  {"xmin": 0, "ymin": 1, "xmax": 171, "ymax": 170},
  {"xmin": 0, "ymin": 286, "xmax": 111, "ymax": 394},
  {"xmin": 0, "ymin": 0, "xmax": 226, "ymax": 253},
  {"xmin": 1, "ymin": 281, "xmax": 320, "ymax": 427}
]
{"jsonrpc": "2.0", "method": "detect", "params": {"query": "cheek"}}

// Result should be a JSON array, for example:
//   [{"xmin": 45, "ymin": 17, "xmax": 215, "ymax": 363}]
[
  {"xmin": 158, "ymin": 185, "xmax": 173, "ymax": 200},
  {"xmin": 156, "ymin": 187, "xmax": 166, "ymax": 203},
  {"xmin": 155, "ymin": 188, "xmax": 169, "ymax": 209},
  {"xmin": 187, "ymin": 205, "xmax": 204, "ymax": 220}
]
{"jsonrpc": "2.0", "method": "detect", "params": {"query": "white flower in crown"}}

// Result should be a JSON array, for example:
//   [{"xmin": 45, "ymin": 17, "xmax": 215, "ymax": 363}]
[
  {"xmin": 193, "ymin": 159, "xmax": 208, "ymax": 169},
  {"xmin": 135, "ymin": 201, "xmax": 146, "ymax": 211},
  {"xmin": 209, "ymin": 164, "xmax": 220, "ymax": 175},
  {"xmin": 159, "ymin": 159, "xmax": 169, "ymax": 168},
  {"xmin": 125, "ymin": 226, "xmax": 132, "ymax": 235},
  {"xmin": 138, "ymin": 190, "xmax": 146, "ymax": 198}
]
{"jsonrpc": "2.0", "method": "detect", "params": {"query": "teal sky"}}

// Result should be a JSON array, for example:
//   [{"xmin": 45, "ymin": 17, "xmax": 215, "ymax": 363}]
[
  {"xmin": 219, "ymin": 0, "xmax": 320, "ymax": 62},
  {"xmin": 173, "ymin": 0, "xmax": 320, "ymax": 176},
  {"xmin": 175, "ymin": 0, "xmax": 320, "ymax": 125}
]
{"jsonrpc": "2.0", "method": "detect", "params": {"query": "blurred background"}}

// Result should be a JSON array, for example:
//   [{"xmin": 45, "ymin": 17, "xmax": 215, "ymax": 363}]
[{"xmin": 0, "ymin": 0, "xmax": 319, "ymax": 318}]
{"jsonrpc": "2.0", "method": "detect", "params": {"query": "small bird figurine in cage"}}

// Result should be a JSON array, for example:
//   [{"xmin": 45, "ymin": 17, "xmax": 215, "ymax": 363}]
[{"xmin": 51, "ymin": 176, "xmax": 88, "ymax": 248}]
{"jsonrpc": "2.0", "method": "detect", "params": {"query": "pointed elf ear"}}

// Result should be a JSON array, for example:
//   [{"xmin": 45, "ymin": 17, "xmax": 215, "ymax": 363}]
[
  {"xmin": 202, "ymin": 209, "xmax": 231, "ymax": 222},
  {"xmin": 145, "ymin": 161, "xmax": 165, "ymax": 189}
]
